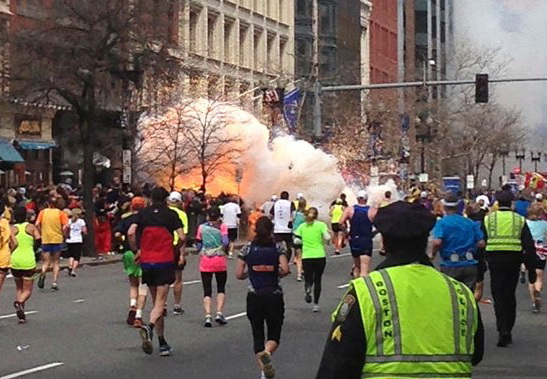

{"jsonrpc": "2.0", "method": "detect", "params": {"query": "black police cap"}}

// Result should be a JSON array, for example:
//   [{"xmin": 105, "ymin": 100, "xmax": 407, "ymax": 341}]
[{"xmin": 374, "ymin": 201, "xmax": 436, "ymax": 239}]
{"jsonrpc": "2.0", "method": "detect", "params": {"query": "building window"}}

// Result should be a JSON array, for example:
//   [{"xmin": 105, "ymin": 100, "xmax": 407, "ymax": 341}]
[
  {"xmin": 224, "ymin": 18, "xmax": 234, "ymax": 63},
  {"xmin": 239, "ymin": 23, "xmax": 249, "ymax": 66},
  {"xmin": 15, "ymin": 115, "xmax": 42, "ymax": 136},
  {"xmin": 189, "ymin": 8, "xmax": 200, "ymax": 53},
  {"xmin": 208, "ymin": 13, "xmax": 218, "ymax": 58},
  {"xmin": 253, "ymin": 29, "xmax": 263, "ymax": 71},
  {"xmin": 266, "ymin": 33, "xmax": 275, "ymax": 71},
  {"xmin": 319, "ymin": 4, "xmax": 335, "ymax": 36},
  {"xmin": 297, "ymin": 0, "xmax": 309, "ymax": 17},
  {"xmin": 279, "ymin": 37, "xmax": 288, "ymax": 70}
]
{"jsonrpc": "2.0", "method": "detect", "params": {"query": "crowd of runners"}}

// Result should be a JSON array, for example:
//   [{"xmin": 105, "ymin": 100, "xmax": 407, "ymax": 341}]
[{"xmin": 0, "ymin": 180, "xmax": 546, "ymax": 378}]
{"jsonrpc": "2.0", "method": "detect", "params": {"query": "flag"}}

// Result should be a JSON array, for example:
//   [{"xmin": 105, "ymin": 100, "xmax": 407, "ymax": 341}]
[{"xmin": 283, "ymin": 87, "xmax": 301, "ymax": 134}]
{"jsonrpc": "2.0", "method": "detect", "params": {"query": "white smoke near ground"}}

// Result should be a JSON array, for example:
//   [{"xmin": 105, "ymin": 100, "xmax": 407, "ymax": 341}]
[
  {"xmin": 136, "ymin": 98, "xmax": 352, "ymax": 217},
  {"xmin": 453, "ymin": 0, "xmax": 547, "ymax": 146}
]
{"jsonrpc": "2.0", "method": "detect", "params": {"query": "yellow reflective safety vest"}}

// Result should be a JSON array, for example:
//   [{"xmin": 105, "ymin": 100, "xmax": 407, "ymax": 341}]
[
  {"xmin": 337, "ymin": 264, "xmax": 478, "ymax": 379},
  {"xmin": 484, "ymin": 210, "xmax": 525, "ymax": 252}
]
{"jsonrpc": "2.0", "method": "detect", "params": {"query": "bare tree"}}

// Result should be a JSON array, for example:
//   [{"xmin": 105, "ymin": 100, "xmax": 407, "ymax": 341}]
[{"xmin": 10, "ymin": 0, "xmax": 179, "ymax": 255}]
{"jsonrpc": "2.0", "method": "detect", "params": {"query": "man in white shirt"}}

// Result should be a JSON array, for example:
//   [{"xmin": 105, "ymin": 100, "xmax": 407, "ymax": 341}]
[
  {"xmin": 261, "ymin": 195, "xmax": 277, "ymax": 219},
  {"xmin": 476, "ymin": 193, "xmax": 490, "ymax": 210},
  {"xmin": 270, "ymin": 191, "xmax": 296, "ymax": 260},
  {"xmin": 221, "ymin": 196, "xmax": 241, "ymax": 258}
]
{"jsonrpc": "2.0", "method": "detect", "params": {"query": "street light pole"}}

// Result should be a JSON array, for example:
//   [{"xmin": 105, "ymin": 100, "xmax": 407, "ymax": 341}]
[
  {"xmin": 515, "ymin": 148, "xmax": 526, "ymax": 172},
  {"xmin": 531, "ymin": 151, "xmax": 541, "ymax": 172},
  {"xmin": 498, "ymin": 147, "xmax": 509, "ymax": 176}
]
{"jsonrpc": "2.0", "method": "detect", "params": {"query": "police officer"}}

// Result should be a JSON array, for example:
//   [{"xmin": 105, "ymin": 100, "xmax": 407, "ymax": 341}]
[
  {"xmin": 482, "ymin": 190, "xmax": 538, "ymax": 347},
  {"xmin": 316, "ymin": 201, "xmax": 484, "ymax": 379}
]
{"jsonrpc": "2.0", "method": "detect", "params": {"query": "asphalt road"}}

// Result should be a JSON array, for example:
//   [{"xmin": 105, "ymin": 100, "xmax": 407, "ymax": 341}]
[{"xmin": 1, "ymin": 247, "xmax": 547, "ymax": 379}]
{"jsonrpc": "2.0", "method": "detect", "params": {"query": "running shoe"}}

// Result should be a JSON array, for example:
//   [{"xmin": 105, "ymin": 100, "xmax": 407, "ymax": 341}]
[
  {"xmin": 127, "ymin": 306, "xmax": 137, "ymax": 325},
  {"xmin": 70, "ymin": 271, "xmax": 77, "ymax": 277},
  {"xmin": 204, "ymin": 315, "xmax": 213, "ymax": 328},
  {"xmin": 520, "ymin": 271, "xmax": 526, "ymax": 284},
  {"xmin": 258, "ymin": 351, "xmax": 275, "ymax": 379},
  {"xmin": 215, "ymin": 313, "xmax": 228, "ymax": 325},
  {"xmin": 228, "ymin": 252, "xmax": 234, "ymax": 259},
  {"xmin": 296, "ymin": 275, "xmax": 302, "ymax": 282},
  {"xmin": 51, "ymin": 283, "xmax": 59, "ymax": 291},
  {"xmin": 159, "ymin": 343, "xmax": 173, "ymax": 357},
  {"xmin": 133, "ymin": 318, "xmax": 143, "ymax": 328},
  {"xmin": 312, "ymin": 305, "xmax": 320, "ymax": 313},
  {"xmin": 532, "ymin": 303, "xmax": 540, "ymax": 314},
  {"xmin": 163, "ymin": 306, "xmax": 168, "ymax": 317},
  {"xmin": 140, "ymin": 324, "xmax": 154, "ymax": 355},
  {"xmin": 67, "ymin": 268, "xmax": 73, "ymax": 276},
  {"xmin": 173, "ymin": 305, "xmax": 184, "ymax": 316},
  {"xmin": 14, "ymin": 302, "xmax": 26, "ymax": 323},
  {"xmin": 37, "ymin": 274, "xmax": 45, "ymax": 289},
  {"xmin": 304, "ymin": 286, "xmax": 312, "ymax": 304},
  {"xmin": 334, "ymin": 251, "xmax": 340, "ymax": 256}
]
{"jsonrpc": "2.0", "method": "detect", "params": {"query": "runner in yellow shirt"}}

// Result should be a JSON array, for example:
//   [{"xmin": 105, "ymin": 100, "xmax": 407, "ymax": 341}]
[
  {"xmin": 36, "ymin": 197, "xmax": 69, "ymax": 291},
  {"xmin": 0, "ymin": 200, "xmax": 16, "ymax": 299},
  {"xmin": 168, "ymin": 192, "xmax": 188, "ymax": 316},
  {"xmin": 329, "ymin": 199, "xmax": 345, "ymax": 255}
]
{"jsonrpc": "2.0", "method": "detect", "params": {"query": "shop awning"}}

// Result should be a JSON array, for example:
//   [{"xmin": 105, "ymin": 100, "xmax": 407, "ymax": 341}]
[
  {"xmin": 0, "ymin": 140, "xmax": 24, "ymax": 163},
  {"xmin": 17, "ymin": 140, "xmax": 57, "ymax": 150}
]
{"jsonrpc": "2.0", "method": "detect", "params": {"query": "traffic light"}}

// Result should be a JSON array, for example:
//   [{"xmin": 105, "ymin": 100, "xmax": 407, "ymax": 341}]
[{"xmin": 475, "ymin": 74, "xmax": 489, "ymax": 103}]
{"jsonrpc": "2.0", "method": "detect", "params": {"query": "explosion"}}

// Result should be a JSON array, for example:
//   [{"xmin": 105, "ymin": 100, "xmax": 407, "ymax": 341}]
[{"xmin": 135, "ymin": 98, "xmax": 350, "ymax": 214}]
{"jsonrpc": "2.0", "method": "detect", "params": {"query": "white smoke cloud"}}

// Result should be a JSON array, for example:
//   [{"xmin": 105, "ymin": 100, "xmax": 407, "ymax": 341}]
[
  {"xmin": 454, "ymin": 0, "xmax": 547, "ymax": 146},
  {"xmin": 136, "ymin": 98, "xmax": 350, "ymax": 217}
]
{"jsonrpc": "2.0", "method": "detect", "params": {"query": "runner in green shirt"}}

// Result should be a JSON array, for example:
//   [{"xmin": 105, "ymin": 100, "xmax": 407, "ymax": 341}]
[{"xmin": 294, "ymin": 207, "xmax": 331, "ymax": 312}]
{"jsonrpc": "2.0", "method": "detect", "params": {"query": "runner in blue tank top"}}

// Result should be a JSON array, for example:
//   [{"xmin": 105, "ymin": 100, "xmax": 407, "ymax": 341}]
[{"xmin": 340, "ymin": 190, "xmax": 373, "ymax": 277}]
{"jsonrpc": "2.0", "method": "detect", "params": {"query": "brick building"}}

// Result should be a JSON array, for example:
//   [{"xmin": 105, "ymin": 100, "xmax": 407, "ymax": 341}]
[{"xmin": 369, "ymin": 0, "xmax": 398, "ymax": 84}]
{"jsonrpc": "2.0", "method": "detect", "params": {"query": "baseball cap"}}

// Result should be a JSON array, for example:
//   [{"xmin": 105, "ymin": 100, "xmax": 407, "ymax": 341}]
[
  {"xmin": 357, "ymin": 190, "xmax": 368, "ymax": 199},
  {"xmin": 536, "ymin": 193, "xmax": 544, "ymax": 201},
  {"xmin": 168, "ymin": 191, "xmax": 182, "ymax": 203},
  {"xmin": 420, "ymin": 191, "xmax": 428, "ymax": 199},
  {"xmin": 271, "ymin": 195, "xmax": 278, "ymax": 201},
  {"xmin": 131, "ymin": 196, "xmax": 146, "ymax": 210},
  {"xmin": 297, "ymin": 193, "xmax": 304, "ymax": 199}
]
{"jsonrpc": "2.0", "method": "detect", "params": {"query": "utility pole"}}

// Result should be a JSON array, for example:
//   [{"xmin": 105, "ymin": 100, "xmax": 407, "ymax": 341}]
[
  {"xmin": 427, "ymin": 0, "xmax": 433, "ymax": 102},
  {"xmin": 312, "ymin": 0, "xmax": 322, "ymax": 138}
]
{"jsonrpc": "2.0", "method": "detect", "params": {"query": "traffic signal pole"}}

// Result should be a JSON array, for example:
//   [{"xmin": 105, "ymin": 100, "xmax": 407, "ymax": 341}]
[{"xmin": 313, "ymin": 76, "xmax": 547, "ymax": 137}]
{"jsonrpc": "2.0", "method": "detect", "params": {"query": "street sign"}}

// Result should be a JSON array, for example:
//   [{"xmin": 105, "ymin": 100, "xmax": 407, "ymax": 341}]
[
  {"xmin": 122, "ymin": 149, "xmax": 131, "ymax": 167},
  {"xmin": 466, "ymin": 175, "xmax": 474, "ymax": 189},
  {"xmin": 419, "ymin": 173, "xmax": 429, "ymax": 183},
  {"xmin": 122, "ymin": 166, "xmax": 132, "ymax": 184}
]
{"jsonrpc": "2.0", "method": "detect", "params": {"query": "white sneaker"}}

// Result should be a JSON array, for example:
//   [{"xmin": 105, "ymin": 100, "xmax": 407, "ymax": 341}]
[
  {"xmin": 260, "ymin": 372, "xmax": 267, "ymax": 379},
  {"xmin": 312, "ymin": 305, "xmax": 320, "ymax": 313}
]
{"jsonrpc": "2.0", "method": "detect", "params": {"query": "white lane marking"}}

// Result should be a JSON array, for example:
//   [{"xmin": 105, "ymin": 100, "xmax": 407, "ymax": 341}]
[
  {"xmin": 0, "ymin": 362, "xmax": 64, "ymax": 379},
  {"xmin": 337, "ymin": 283, "xmax": 350, "ymax": 289},
  {"xmin": 183, "ymin": 280, "xmax": 202, "ymax": 285},
  {"xmin": 0, "ymin": 311, "xmax": 38, "ymax": 320},
  {"xmin": 330, "ymin": 253, "xmax": 351, "ymax": 259},
  {"xmin": 226, "ymin": 312, "xmax": 247, "ymax": 320}
]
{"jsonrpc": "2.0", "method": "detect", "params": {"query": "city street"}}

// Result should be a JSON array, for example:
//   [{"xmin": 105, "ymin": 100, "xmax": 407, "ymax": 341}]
[{"xmin": 1, "ymin": 248, "xmax": 547, "ymax": 379}]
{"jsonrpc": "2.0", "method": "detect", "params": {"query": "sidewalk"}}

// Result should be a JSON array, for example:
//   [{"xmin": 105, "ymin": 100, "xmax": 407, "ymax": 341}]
[{"xmin": 35, "ymin": 241, "xmax": 247, "ymax": 273}]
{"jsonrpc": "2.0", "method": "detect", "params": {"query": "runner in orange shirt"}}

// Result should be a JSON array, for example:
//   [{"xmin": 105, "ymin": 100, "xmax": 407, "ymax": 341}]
[{"xmin": 36, "ymin": 197, "xmax": 69, "ymax": 291}]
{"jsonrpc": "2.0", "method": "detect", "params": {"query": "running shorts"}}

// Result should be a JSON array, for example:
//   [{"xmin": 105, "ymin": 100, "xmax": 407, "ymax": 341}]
[
  {"xmin": 67, "ymin": 243, "xmax": 83, "ymax": 261},
  {"xmin": 142, "ymin": 267, "xmax": 176, "ymax": 287},
  {"xmin": 349, "ymin": 236, "xmax": 372, "ymax": 258},
  {"xmin": 41, "ymin": 244, "xmax": 63, "ymax": 253},
  {"xmin": 228, "ymin": 228, "xmax": 238, "ymax": 242},
  {"xmin": 274, "ymin": 233, "xmax": 293, "ymax": 251},
  {"xmin": 331, "ymin": 223, "xmax": 342, "ymax": 233},
  {"xmin": 0, "ymin": 266, "xmax": 9, "ymax": 274},
  {"xmin": 11, "ymin": 268, "xmax": 36, "ymax": 279},
  {"xmin": 123, "ymin": 251, "xmax": 142, "ymax": 277}
]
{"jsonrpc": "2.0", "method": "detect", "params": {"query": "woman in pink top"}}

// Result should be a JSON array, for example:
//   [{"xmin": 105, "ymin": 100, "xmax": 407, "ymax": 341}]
[{"xmin": 196, "ymin": 207, "xmax": 230, "ymax": 327}]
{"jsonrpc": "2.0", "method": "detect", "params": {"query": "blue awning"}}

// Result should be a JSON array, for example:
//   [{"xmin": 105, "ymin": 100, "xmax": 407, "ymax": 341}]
[
  {"xmin": 17, "ymin": 140, "xmax": 57, "ymax": 150},
  {"xmin": 0, "ymin": 140, "xmax": 24, "ymax": 163}
]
